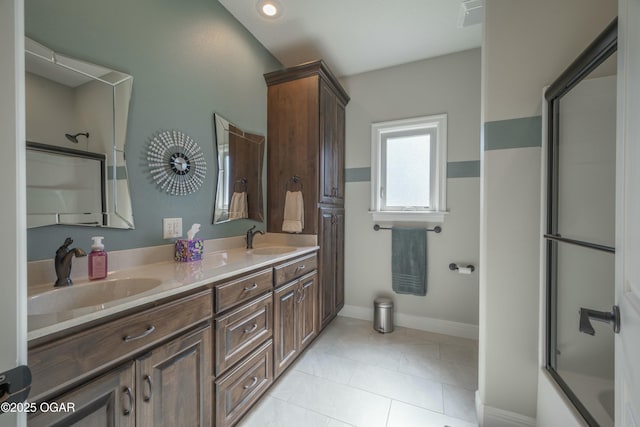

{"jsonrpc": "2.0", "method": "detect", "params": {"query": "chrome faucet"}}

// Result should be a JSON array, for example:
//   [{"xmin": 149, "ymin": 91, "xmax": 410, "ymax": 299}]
[
  {"xmin": 246, "ymin": 226, "xmax": 264, "ymax": 249},
  {"xmin": 54, "ymin": 237, "xmax": 86, "ymax": 287}
]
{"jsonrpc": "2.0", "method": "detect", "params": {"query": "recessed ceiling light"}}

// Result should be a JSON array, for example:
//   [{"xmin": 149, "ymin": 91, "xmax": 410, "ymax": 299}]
[{"xmin": 257, "ymin": 0, "xmax": 282, "ymax": 18}]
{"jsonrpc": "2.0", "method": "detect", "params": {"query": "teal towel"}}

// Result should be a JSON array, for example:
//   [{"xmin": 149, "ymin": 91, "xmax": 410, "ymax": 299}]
[{"xmin": 392, "ymin": 228, "xmax": 427, "ymax": 296}]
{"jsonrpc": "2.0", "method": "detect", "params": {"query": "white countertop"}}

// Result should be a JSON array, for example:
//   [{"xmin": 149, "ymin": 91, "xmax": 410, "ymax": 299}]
[{"xmin": 28, "ymin": 245, "xmax": 318, "ymax": 342}]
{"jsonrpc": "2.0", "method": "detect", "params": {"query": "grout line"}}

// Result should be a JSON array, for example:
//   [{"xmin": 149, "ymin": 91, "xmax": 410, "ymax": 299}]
[
  {"xmin": 384, "ymin": 399, "xmax": 393, "ymax": 427},
  {"xmin": 288, "ymin": 320, "xmax": 479, "ymax": 425}
]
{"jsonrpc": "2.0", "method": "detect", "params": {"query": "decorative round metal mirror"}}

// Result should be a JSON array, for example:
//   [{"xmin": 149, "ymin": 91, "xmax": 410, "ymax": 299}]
[{"xmin": 147, "ymin": 130, "xmax": 207, "ymax": 195}]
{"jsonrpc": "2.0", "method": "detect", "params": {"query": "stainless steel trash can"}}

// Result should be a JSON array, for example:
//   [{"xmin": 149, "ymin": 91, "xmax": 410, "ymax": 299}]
[{"xmin": 373, "ymin": 297, "xmax": 394, "ymax": 333}]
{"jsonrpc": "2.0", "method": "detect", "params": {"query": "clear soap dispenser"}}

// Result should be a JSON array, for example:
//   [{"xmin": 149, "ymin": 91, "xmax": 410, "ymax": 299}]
[{"xmin": 89, "ymin": 236, "xmax": 108, "ymax": 280}]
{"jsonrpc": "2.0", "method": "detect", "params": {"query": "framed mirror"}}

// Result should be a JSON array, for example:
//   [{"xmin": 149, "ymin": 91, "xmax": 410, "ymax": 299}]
[
  {"xmin": 212, "ymin": 114, "xmax": 265, "ymax": 224},
  {"xmin": 25, "ymin": 37, "xmax": 135, "ymax": 229}
]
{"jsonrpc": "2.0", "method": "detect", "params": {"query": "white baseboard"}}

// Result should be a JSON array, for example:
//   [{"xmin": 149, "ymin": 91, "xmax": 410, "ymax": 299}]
[
  {"xmin": 338, "ymin": 304, "xmax": 478, "ymax": 340},
  {"xmin": 475, "ymin": 391, "xmax": 536, "ymax": 427}
]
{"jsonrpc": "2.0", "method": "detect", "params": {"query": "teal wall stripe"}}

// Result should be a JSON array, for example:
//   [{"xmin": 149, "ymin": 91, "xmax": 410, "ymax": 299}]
[
  {"xmin": 484, "ymin": 116, "xmax": 542, "ymax": 151},
  {"xmin": 447, "ymin": 160, "xmax": 480, "ymax": 178},
  {"xmin": 346, "ymin": 161, "xmax": 480, "ymax": 182},
  {"xmin": 107, "ymin": 166, "xmax": 128, "ymax": 180},
  {"xmin": 346, "ymin": 167, "xmax": 371, "ymax": 182}
]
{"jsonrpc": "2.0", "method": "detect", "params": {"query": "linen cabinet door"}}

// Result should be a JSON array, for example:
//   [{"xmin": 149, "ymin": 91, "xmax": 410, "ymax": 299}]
[
  {"xmin": 29, "ymin": 362, "xmax": 136, "ymax": 427},
  {"xmin": 318, "ymin": 207, "xmax": 336, "ymax": 329},
  {"xmin": 136, "ymin": 324, "xmax": 211, "ymax": 427},
  {"xmin": 334, "ymin": 100, "xmax": 346, "ymax": 204},
  {"xmin": 298, "ymin": 271, "xmax": 318, "ymax": 351},
  {"xmin": 319, "ymin": 81, "xmax": 338, "ymax": 205},
  {"xmin": 333, "ymin": 209, "xmax": 345, "ymax": 312},
  {"xmin": 273, "ymin": 280, "xmax": 299, "ymax": 378}
]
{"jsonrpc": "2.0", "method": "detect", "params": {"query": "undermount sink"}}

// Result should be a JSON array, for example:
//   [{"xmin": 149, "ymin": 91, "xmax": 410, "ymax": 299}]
[
  {"xmin": 250, "ymin": 246, "xmax": 296, "ymax": 255},
  {"xmin": 28, "ymin": 277, "xmax": 162, "ymax": 315}
]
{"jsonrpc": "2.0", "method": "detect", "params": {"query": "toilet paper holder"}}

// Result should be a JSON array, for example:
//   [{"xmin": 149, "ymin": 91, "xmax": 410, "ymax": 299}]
[{"xmin": 449, "ymin": 263, "xmax": 475, "ymax": 273}]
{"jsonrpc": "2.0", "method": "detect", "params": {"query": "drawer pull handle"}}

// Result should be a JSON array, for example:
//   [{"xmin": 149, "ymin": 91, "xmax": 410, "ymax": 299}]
[
  {"xmin": 243, "ymin": 323, "xmax": 258, "ymax": 334},
  {"xmin": 243, "ymin": 376, "xmax": 259, "ymax": 390},
  {"xmin": 295, "ymin": 265, "xmax": 306, "ymax": 272},
  {"xmin": 122, "ymin": 387, "xmax": 134, "ymax": 416},
  {"xmin": 243, "ymin": 283, "xmax": 259, "ymax": 291},
  {"xmin": 123, "ymin": 325, "xmax": 156, "ymax": 342},
  {"xmin": 143, "ymin": 375, "xmax": 153, "ymax": 402}
]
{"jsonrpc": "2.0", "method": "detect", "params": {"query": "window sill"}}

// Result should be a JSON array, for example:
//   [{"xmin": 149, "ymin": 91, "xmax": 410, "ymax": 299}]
[{"xmin": 369, "ymin": 210, "xmax": 448, "ymax": 223}]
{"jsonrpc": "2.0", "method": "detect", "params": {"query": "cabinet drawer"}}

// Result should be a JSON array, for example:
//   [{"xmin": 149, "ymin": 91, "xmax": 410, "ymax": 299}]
[
  {"xmin": 215, "ymin": 340, "xmax": 273, "ymax": 427},
  {"xmin": 29, "ymin": 290, "xmax": 212, "ymax": 402},
  {"xmin": 215, "ymin": 268, "xmax": 273, "ymax": 313},
  {"xmin": 274, "ymin": 253, "xmax": 317, "ymax": 287},
  {"xmin": 215, "ymin": 293, "xmax": 273, "ymax": 375}
]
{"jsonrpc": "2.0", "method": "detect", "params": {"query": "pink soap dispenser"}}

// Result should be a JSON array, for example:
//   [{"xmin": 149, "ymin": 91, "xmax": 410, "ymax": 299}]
[{"xmin": 89, "ymin": 236, "xmax": 108, "ymax": 280}]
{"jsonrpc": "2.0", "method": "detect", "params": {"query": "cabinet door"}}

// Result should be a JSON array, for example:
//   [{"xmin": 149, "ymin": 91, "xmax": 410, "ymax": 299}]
[
  {"xmin": 273, "ymin": 280, "xmax": 298, "ymax": 377},
  {"xmin": 29, "ymin": 362, "xmax": 135, "ymax": 427},
  {"xmin": 334, "ymin": 209, "xmax": 345, "ymax": 313},
  {"xmin": 320, "ymin": 81, "xmax": 338, "ymax": 204},
  {"xmin": 335, "ymin": 100, "xmax": 346, "ymax": 204},
  {"xmin": 298, "ymin": 271, "xmax": 318, "ymax": 351},
  {"xmin": 319, "ymin": 207, "xmax": 336, "ymax": 329},
  {"xmin": 319, "ymin": 81, "xmax": 346, "ymax": 205},
  {"xmin": 136, "ymin": 325, "xmax": 211, "ymax": 427}
]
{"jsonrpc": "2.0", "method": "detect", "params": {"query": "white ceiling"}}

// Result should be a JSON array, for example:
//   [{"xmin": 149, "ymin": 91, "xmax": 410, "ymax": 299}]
[{"xmin": 218, "ymin": 0, "xmax": 482, "ymax": 77}]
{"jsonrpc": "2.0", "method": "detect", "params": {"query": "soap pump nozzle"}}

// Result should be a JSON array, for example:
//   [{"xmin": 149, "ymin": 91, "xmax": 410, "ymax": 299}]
[{"xmin": 91, "ymin": 236, "xmax": 104, "ymax": 251}]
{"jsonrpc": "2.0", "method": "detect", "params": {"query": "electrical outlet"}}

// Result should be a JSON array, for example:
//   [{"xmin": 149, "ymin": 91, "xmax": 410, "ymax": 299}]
[{"xmin": 163, "ymin": 218, "xmax": 182, "ymax": 239}]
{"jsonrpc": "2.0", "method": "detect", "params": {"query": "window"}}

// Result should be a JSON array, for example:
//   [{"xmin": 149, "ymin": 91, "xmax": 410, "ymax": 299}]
[{"xmin": 370, "ymin": 114, "xmax": 447, "ymax": 222}]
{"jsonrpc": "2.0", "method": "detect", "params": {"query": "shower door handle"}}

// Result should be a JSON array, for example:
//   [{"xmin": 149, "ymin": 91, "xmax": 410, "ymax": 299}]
[{"xmin": 579, "ymin": 305, "xmax": 620, "ymax": 335}]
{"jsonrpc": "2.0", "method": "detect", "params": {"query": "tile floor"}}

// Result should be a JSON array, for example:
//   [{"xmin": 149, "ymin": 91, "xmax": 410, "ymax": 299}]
[{"xmin": 239, "ymin": 316, "xmax": 479, "ymax": 427}]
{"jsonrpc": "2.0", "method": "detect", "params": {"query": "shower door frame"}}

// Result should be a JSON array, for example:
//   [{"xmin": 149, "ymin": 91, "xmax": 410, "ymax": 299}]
[{"xmin": 543, "ymin": 18, "xmax": 617, "ymax": 427}]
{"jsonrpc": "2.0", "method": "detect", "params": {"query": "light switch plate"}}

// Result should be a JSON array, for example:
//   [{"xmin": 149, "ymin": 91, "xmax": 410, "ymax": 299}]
[{"xmin": 163, "ymin": 218, "xmax": 182, "ymax": 239}]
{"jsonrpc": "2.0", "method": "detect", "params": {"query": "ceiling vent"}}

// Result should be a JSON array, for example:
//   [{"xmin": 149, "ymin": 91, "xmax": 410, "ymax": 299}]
[{"xmin": 458, "ymin": 0, "xmax": 484, "ymax": 28}]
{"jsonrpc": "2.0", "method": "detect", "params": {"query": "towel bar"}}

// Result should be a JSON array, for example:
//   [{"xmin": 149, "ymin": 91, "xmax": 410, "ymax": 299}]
[
  {"xmin": 373, "ymin": 224, "xmax": 442, "ymax": 233},
  {"xmin": 234, "ymin": 177, "xmax": 247, "ymax": 192},
  {"xmin": 285, "ymin": 175, "xmax": 303, "ymax": 191}
]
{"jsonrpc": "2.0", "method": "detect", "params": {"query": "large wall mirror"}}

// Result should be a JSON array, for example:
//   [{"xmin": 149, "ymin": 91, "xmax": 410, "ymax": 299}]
[
  {"xmin": 25, "ymin": 37, "xmax": 135, "ymax": 229},
  {"xmin": 544, "ymin": 18, "xmax": 617, "ymax": 427},
  {"xmin": 212, "ymin": 114, "xmax": 265, "ymax": 224}
]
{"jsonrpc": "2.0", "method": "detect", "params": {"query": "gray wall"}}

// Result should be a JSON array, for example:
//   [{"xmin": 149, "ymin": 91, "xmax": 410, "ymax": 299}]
[
  {"xmin": 0, "ymin": 4, "xmax": 28, "ymax": 427},
  {"xmin": 479, "ymin": 0, "xmax": 617, "ymax": 423},
  {"xmin": 25, "ymin": 0, "xmax": 281, "ymax": 260},
  {"xmin": 342, "ymin": 48, "xmax": 481, "ymax": 332}
]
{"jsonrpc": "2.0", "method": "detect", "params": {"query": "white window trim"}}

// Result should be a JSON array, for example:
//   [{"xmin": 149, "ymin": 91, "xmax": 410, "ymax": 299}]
[{"xmin": 370, "ymin": 114, "xmax": 448, "ymax": 223}]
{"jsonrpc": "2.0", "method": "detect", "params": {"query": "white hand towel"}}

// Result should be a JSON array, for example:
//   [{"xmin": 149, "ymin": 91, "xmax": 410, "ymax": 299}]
[
  {"xmin": 229, "ymin": 192, "xmax": 248, "ymax": 220},
  {"xmin": 282, "ymin": 190, "xmax": 304, "ymax": 233}
]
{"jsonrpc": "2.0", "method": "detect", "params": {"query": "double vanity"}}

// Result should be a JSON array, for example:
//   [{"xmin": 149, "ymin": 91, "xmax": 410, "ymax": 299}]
[
  {"xmin": 27, "ymin": 243, "xmax": 320, "ymax": 427},
  {"xmin": 24, "ymin": 42, "xmax": 349, "ymax": 426}
]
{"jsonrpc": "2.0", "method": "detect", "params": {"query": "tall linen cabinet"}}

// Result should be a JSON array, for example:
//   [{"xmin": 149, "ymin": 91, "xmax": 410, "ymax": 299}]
[{"xmin": 264, "ymin": 60, "xmax": 349, "ymax": 329}]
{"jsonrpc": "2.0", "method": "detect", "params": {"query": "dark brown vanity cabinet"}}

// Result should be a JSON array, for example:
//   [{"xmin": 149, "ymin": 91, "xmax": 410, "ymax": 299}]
[
  {"xmin": 319, "ymin": 207, "xmax": 345, "ymax": 328},
  {"xmin": 273, "ymin": 271, "xmax": 318, "ymax": 378},
  {"xmin": 28, "ymin": 362, "xmax": 136, "ymax": 427},
  {"xmin": 214, "ymin": 340, "xmax": 273, "ymax": 427},
  {"xmin": 319, "ymin": 80, "xmax": 346, "ymax": 205},
  {"xmin": 28, "ymin": 291, "xmax": 213, "ymax": 427},
  {"xmin": 265, "ymin": 61, "xmax": 348, "ymax": 333},
  {"xmin": 213, "ymin": 270, "xmax": 275, "ymax": 427},
  {"xmin": 30, "ymin": 326, "xmax": 211, "ymax": 427},
  {"xmin": 136, "ymin": 325, "xmax": 211, "ymax": 427}
]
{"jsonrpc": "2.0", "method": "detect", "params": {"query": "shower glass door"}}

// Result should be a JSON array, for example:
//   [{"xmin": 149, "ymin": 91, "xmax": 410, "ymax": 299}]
[{"xmin": 544, "ymin": 19, "xmax": 617, "ymax": 427}]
